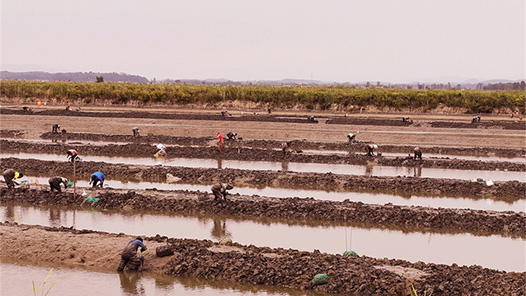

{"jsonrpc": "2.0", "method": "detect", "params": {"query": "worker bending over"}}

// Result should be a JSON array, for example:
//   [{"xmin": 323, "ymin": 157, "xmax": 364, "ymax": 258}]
[
  {"xmin": 52, "ymin": 124, "xmax": 61, "ymax": 134},
  {"xmin": 365, "ymin": 144, "xmax": 378, "ymax": 157},
  {"xmin": 2, "ymin": 169, "xmax": 23, "ymax": 188},
  {"xmin": 89, "ymin": 172, "xmax": 105, "ymax": 188},
  {"xmin": 211, "ymin": 183, "xmax": 233, "ymax": 201},
  {"xmin": 48, "ymin": 177, "xmax": 69, "ymax": 192},
  {"xmin": 117, "ymin": 237, "xmax": 147, "ymax": 272},
  {"xmin": 414, "ymin": 147, "xmax": 422, "ymax": 160},
  {"xmin": 67, "ymin": 149, "xmax": 80, "ymax": 162},
  {"xmin": 132, "ymin": 127, "xmax": 140, "ymax": 137}
]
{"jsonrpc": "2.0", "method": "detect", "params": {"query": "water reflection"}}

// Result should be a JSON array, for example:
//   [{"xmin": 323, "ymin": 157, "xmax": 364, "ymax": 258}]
[
  {"xmin": 210, "ymin": 218, "xmax": 231, "ymax": 240},
  {"xmin": 217, "ymin": 158, "xmax": 223, "ymax": 169},
  {"xmin": 49, "ymin": 208, "xmax": 62, "ymax": 227},
  {"xmin": 2, "ymin": 204, "xmax": 524, "ymax": 272},
  {"xmin": 281, "ymin": 161, "xmax": 289, "ymax": 172},
  {"xmin": 119, "ymin": 271, "xmax": 146, "ymax": 295}
]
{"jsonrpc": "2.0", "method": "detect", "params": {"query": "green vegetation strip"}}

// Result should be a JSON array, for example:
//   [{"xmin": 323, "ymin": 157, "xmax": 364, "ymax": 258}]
[{"xmin": 2, "ymin": 81, "xmax": 525, "ymax": 113}]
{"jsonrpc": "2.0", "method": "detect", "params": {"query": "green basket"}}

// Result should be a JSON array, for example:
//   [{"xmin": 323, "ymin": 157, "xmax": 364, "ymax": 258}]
[
  {"xmin": 312, "ymin": 273, "xmax": 329, "ymax": 286},
  {"xmin": 343, "ymin": 250, "xmax": 359, "ymax": 257},
  {"xmin": 67, "ymin": 181, "xmax": 74, "ymax": 187}
]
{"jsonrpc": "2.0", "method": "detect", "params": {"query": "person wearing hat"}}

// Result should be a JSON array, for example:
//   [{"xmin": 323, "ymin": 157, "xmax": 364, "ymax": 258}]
[
  {"xmin": 67, "ymin": 149, "xmax": 80, "ymax": 162},
  {"xmin": 211, "ymin": 183, "xmax": 233, "ymax": 201},
  {"xmin": 117, "ymin": 237, "xmax": 147, "ymax": 272},
  {"xmin": 226, "ymin": 132, "xmax": 238, "ymax": 140},
  {"xmin": 89, "ymin": 172, "xmax": 105, "ymax": 188},
  {"xmin": 347, "ymin": 133, "xmax": 356, "ymax": 143},
  {"xmin": 2, "ymin": 169, "xmax": 23, "ymax": 188},
  {"xmin": 217, "ymin": 132, "xmax": 224, "ymax": 152},
  {"xmin": 414, "ymin": 147, "xmax": 423, "ymax": 160},
  {"xmin": 48, "ymin": 176, "xmax": 69, "ymax": 192},
  {"xmin": 365, "ymin": 144, "xmax": 378, "ymax": 157}
]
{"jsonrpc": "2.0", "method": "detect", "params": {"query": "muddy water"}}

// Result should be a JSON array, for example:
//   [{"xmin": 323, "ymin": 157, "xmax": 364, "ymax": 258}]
[
  {"xmin": 20, "ymin": 175, "xmax": 526, "ymax": 212},
  {"xmin": 2, "ymin": 204, "xmax": 524, "ymax": 272},
  {"xmin": 3, "ymin": 152, "xmax": 525, "ymax": 182},
  {"xmin": 0, "ymin": 261, "xmax": 301, "ymax": 296}
]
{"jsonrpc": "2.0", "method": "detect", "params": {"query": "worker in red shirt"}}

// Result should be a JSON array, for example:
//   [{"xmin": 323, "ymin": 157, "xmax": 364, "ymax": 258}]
[{"xmin": 217, "ymin": 132, "xmax": 224, "ymax": 152}]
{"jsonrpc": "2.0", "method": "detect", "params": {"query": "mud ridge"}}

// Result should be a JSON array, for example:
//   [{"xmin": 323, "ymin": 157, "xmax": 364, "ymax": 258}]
[
  {"xmin": 326, "ymin": 117, "xmax": 526, "ymax": 130},
  {"xmin": 39, "ymin": 132, "xmax": 526, "ymax": 157},
  {"xmin": 3, "ymin": 139, "xmax": 525, "ymax": 172},
  {"xmin": 1, "ymin": 222, "xmax": 524, "ymax": 295},
  {"xmin": 0, "ymin": 108, "xmax": 318, "ymax": 124},
  {"xmin": 2, "ymin": 157, "xmax": 524, "ymax": 199},
  {"xmin": 1, "ymin": 185, "xmax": 524, "ymax": 237}
]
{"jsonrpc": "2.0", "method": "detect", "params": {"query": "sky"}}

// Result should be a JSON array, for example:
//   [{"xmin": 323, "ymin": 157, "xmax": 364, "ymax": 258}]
[{"xmin": 1, "ymin": 0, "xmax": 524, "ymax": 83}]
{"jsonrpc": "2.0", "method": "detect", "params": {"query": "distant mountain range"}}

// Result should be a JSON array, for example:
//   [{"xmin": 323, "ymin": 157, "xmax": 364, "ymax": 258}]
[
  {"xmin": 1, "ymin": 71, "xmax": 523, "ymax": 90},
  {"xmin": 0, "ymin": 71, "xmax": 149, "ymax": 83}
]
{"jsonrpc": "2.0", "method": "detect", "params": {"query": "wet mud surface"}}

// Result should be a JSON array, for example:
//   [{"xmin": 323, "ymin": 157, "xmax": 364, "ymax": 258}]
[
  {"xmin": 38, "ymin": 132, "xmax": 526, "ymax": 158},
  {"xmin": 2, "ymin": 157, "xmax": 524, "ymax": 200},
  {"xmin": 1, "ymin": 222, "xmax": 524, "ymax": 295},
  {"xmin": 0, "ymin": 108, "xmax": 318, "ymax": 124},
  {"xmin": 3, "ymin": 139, "xmax": 525, "ymax": 172},
  {"xmin": 326, "ymin": 117, "xmax": 526, "ymax": 130},
  {"xmin": 1, "ymin": 182, "xmax": 524, "ymax": 237}
]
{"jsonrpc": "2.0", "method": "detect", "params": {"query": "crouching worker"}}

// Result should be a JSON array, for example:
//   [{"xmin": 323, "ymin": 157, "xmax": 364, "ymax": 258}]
[
  {"xmin": 414, "ymin": 147, "xmax": 422, "ymax": 160},
  {"xmin": 226, "ymin": 132, "xmax": 238, "ymax": 140},
  {"xmin": 117, "ymin": 237, "xmax": 147, "ymax": 272},
  {"xmin": 89, "ymin": 172, "xmax": 105, "ymax": 188},
  {"xmin": 211, "ymin": 183, "xmax": 233, "ymax": 201},
  {"xmin": 3, "ymin": 169, "xmax": 23, "ymax": 188},
  {"xmin": 347, "ymin": 133, "xmax": 356, "ymax": 143},
  {"xmin": 365, "ymin": 144, "xmax": 378, "ymax": 157},
  {"xmin": 67, "ymin": 149, "xmax": 80, "ymax": 162},
  {"xmin": 52, "ymin": 124, "xmax": 61, "ymax": 134},
  {"xmin": 48, "ymin": 177, "xmax": 69, "ymax": 192},
  {"xmin": 132, "ymin": 127, "xmax": 140, "ymax": 137},
  {"xmin": 154, "ymin": 143, "xmax": 167, "ymax": 158}
]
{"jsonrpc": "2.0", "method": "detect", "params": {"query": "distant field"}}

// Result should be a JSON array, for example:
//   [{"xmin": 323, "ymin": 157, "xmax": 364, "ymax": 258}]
[{"xmin": 1, "ymin": 80, "xmax": 524, "ymax": 114}]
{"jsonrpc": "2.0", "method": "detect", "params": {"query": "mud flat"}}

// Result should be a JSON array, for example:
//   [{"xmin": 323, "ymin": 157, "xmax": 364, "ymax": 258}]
[
  {"xmin": 326, "ymin": 117, "xmax": 526, "ymax": 130},
  {"xmin": 0, "ymin": 222, "xmax": 523, "ymax": 295},
  {"xmin": 2, "ymin": 157, "xmax": 524, "ymax": 200},
  {"xmin": 2, "ymin": 139, "xmax": 525, "ymax": 172},
  {"xmin": 1, "ymin": 186, "xmax": 524, "ymax": 237},
  {"xmin": 0, "ymin": 108, "xmax": 318, "ymax": 124},
  {"xmin": 37, "ymin": 132, "xmax": 526, "ymax": 158}
]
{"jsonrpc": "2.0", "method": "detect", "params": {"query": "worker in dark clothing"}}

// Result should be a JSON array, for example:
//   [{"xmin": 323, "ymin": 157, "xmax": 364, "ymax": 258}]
[
  {"xmin": 2, "ymin": 169, "xmax": 23, "ymax": 188},
  {"xmin": 347, "ymin": 133, "xmax": 356, "ymax": 143},
  {"xmin": 211, "ymin": 183, "xmax": 233, "ymax": 201},
  {"xmin": 414, "ymin": 147, "xmax": 423, "ymax": 160},
  {"xmin": 52, "ymin": 124, "xmax": 61, "ymax": 134},
  {"xmin": 281, "ymin": 141, "xmax": 290, "ymax": 156},
  {"xmin": 132, "ymin": 127, "xmax": 140, "ymax": 137},
  {"xmin": 67, "ymin": 149, "xmax": 80, "ymax": 162},
  {"xmin": 117, "ymin": 237, "xmax": 147, "ymax": 272},
  {"xmin": 89, "ymin": 172, "xmax": 105, "ymax": 187},
  {"xmin": 472, "ymin": 116, "xmax": 481, "ymax": 123},
  {"xmin": 365, "ymin": 144, "xmax": 378, "ymax": 157},
  {"xmin": 48, "ymin": 177, "xmax": 69, "ymax": 192},
  {"xmin": 226, "ymin": 132, "xmax": 238, "ymax": 140}
]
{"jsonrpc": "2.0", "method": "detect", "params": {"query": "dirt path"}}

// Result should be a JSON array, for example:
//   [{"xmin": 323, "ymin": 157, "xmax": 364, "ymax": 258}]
[
  {"xmin": 1, "ymin": 108, "xmax": 525, "ymax": 149},
  {"xmin": 1, "ymin": 223, "xmax": 523, "ymax": 295}
]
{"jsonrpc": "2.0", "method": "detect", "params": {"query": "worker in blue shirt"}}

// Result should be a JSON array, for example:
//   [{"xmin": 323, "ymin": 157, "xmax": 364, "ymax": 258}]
[
  {"xmin": 117, "ymin": 237, "xmax": 147, "ymax": 272},
  {"xmin": 89, "ymin": 172, "xmax": 105, "ymax": 188}
]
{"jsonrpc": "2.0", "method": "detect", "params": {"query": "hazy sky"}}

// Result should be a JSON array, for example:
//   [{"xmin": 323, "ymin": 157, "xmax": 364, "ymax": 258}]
[{"xmin": 1, "ymin": 0, "xmax": 524, "ymax": 83}]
